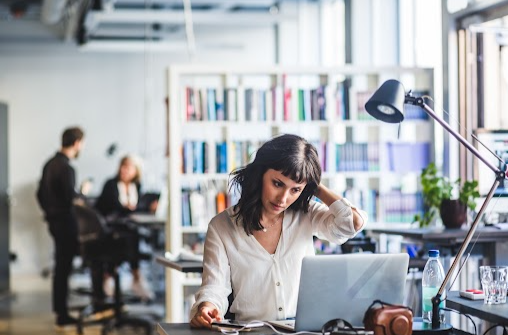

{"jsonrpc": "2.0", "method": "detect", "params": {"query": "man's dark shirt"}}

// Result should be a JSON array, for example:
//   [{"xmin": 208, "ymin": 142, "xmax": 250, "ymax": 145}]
[{"xmin": 37, "ymin": 152, "xmax": 77, "ymax": 223}]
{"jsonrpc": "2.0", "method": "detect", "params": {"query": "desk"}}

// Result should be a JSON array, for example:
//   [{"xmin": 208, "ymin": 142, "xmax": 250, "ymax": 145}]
[
  {"xmin": 446, "ymin": 291, "xmax": 508, "ymax": 325},
  {"xmin": 128, "ymin": 213, "xmax": 165, "ymax": 227},
  {"xmin": 157, "ymin": 323, "xmax": 275, "ymax": 335},
  {"xmin": 155, "ymin": 256, "xmax": 204, "ymax": 273},
  {"xmin": 157, "ymin": 322, "xmax": 459, "ymax": 335},
  {"xmin": 366, "ymin": 226, "xmax": 508, "ymax": 265}
]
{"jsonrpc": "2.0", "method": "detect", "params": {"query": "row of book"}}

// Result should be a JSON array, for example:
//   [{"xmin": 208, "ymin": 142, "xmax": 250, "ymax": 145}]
[
  {"xmin": 181, "ymin": 140, "xmax": 430, "ymax": 174},
  {"xmin": 183, "ymin": 86, "xmax": 329, "ymax": 122},
  {"xmin": 181, "ymin": 187, "xmax": 240, "ymax": 228},
  {"xmin": 342, "ymin": 188, "xmax": 378, "ymax": 222},
  {"xmin": 183, "ymin": 85, "xmax": 430, "ymax": 123},
  {"xmin": 181, "ymin": 140, "xmax": 260, "ymax": 174},
  {"xmin": 382, "ymin": 191, "xmax": 424, "ymax": 223},
  {"xmin": 343, "ymin": 188, "xmax": 425, "ymax": 223},
  {"xmin": 180, "ymin": 187, "xmax": 425, "ymax": 227},
  {"xmin": 336, "ymin": 142, "xmax": 380, "ymax": 172}
]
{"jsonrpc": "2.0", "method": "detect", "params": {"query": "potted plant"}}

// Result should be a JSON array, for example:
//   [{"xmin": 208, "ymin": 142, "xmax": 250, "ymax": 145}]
[{"xmin": 413, "ymin": 162, "xmax": 480, "ymax": 228}]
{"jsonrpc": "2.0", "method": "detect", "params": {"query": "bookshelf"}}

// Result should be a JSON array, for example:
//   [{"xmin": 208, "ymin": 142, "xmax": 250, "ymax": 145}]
[{"xmin": 165, "ymin": 64, "xmax": 435, "ymax": 321}]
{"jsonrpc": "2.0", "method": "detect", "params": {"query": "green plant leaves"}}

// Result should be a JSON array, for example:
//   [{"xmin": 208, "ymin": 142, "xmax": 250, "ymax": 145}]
[{"xmin": 413, "ymin": 162, "xmax": 479, "ymax": 227}]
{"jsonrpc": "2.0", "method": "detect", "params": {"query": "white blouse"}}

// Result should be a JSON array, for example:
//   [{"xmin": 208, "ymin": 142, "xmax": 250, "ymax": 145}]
[
  {"xmin": 117, "ymin": 181, "xmax": 138, "ymax": 208},
  {"xmin": 190, "ymin": 199, "xmax": 367, "ymax": 322}
]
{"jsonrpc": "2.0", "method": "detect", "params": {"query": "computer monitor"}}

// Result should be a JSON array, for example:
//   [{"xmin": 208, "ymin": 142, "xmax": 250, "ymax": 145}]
[{"xmin": 474, "ymin": 129, "xmax": 508, "ymax": 197}]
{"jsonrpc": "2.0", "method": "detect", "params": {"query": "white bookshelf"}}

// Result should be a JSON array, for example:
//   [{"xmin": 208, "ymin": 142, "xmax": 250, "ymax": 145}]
[{"xmin": 165, "ymin": 64, "xmax": 435, "ymax": 321}]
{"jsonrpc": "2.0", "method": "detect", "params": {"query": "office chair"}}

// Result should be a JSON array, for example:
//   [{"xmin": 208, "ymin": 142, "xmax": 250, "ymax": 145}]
[
  {"xmin": 340, "ymin": 233, "xmax": 376, "ymax": 254},
  {"xmin": 73, "ymin": 203, "xmax": 157, "ymax": 335}
]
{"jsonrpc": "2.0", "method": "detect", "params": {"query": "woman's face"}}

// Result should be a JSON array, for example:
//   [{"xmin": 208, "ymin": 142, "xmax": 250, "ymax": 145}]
[
  {"xmin": 119, "ymin": 159, "xmax": 137, "ymax": 183},
  {"xmin": 261, "ymin": 169, "xmax": 307, "ymax": 216}
]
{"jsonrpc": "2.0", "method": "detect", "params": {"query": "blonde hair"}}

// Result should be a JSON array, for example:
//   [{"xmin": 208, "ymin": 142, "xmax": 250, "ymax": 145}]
[{"xmin": 117, "ymin": 155, "xmax": 142, "ymax": 184}]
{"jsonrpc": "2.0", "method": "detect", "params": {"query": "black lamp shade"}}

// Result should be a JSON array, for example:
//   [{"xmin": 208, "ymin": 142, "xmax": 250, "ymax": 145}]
[{"xmin": 365, "ymin": 79, "xmax": 405, "ymax": 123}]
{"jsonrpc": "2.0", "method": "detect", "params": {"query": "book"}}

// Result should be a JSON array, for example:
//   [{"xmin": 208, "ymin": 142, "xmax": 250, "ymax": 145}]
[{"xmin": 207, "ymin": 88, "xmax": 217, "ymax": 121}]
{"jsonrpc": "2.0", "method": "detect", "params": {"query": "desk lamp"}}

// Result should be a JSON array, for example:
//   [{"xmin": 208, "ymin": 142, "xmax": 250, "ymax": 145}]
[{"xmin": 365, "ymin": 79, "xmax": 508, "ymax": 330}]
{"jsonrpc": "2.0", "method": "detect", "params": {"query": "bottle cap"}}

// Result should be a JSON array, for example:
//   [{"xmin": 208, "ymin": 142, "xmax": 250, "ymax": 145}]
[{"xmin": 428, "ymin": 250, "xmax": 439, "ymax": 257}]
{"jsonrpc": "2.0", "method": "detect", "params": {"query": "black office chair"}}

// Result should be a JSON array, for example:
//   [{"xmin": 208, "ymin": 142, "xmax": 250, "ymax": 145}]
[
  {"xmin": 340, "ymin": 233, "xmax": 376, "ymax": 254},
  {"xmin": 73, "ymin": 203, "xmax": 157, "ymax": 335}
]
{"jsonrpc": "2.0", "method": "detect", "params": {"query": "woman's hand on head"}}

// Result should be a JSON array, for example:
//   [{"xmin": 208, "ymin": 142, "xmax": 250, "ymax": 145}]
[
  {"xmin": 190, "ymin": 302, "xmax": 222, "ymax": 328},
  {"xmin": 314, "ymin": 184, "xmax": 339, "ymax": 207}
]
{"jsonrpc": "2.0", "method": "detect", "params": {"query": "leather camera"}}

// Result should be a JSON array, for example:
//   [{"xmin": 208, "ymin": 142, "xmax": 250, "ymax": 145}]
[{"xmin": 363, "ymin": 300, "xmax": 413, "ymax": 335}]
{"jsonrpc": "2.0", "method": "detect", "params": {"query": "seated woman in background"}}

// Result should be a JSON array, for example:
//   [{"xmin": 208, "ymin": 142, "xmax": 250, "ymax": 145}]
[
  {"xmin": 95, "ymin": 155, "xmax": 158, "ymax": 219},
  {"xmin": 95, "ymin": 155, "xmax": 155, "ymax": 301}
]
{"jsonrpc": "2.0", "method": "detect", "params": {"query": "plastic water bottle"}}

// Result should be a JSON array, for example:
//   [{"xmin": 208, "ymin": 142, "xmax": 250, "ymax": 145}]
[{"xmin": 422, "ymin": 250, "xmax": 446, "ymax": 324}]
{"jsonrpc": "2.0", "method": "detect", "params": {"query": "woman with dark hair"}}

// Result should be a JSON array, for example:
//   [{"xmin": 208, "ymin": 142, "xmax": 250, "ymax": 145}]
[{"xmin": 190, "ymin": 134, "xmax": 367, "ymax": 328}]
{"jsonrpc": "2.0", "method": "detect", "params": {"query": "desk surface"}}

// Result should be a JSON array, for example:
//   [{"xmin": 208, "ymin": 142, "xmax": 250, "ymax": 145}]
[
  {"xmin": 157, "ymin": 323, "xmax": 275, "ymax": 335},
  {"xmin": 446, "ymin": 291, "xmax": 508, "ymax": 325},
  {"xmin": 155, "ymin": 256, "xmax": 204, "ymax": 273},
  {"xmin": 367, "ymin": 226, "xmax": 508, "ymax": 244},
  {"xmin": 128, "ymin": 213, "xmax": 165, "ymax": 226}
]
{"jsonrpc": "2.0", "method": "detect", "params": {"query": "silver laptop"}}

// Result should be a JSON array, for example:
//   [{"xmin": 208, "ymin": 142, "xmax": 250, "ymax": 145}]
[{"xmin": 270, "ymin": 253, "xmax": 409, "ymax": 332}]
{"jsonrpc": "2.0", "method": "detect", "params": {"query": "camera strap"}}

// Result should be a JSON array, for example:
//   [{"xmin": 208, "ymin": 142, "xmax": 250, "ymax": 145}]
[{"xmin": 366, "ymin": 300, "xmax": 413, "ymax": 313}]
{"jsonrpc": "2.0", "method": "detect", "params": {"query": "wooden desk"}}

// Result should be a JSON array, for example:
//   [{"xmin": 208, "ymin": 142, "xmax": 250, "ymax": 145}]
[
  {"xmin": 446, "ymin": 291, "xmax": 508, "ymax": 325},
  {"xmin": 155, "ymin": 256, "xmax": 204, "ymax": 273},
  {"xmin": 366, "ymin": 226, "xmax": 508, "ymax": 265}
]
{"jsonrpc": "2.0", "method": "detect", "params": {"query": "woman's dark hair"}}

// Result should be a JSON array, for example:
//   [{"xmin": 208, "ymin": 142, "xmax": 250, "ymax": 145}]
[{"xmin": 229, "ymin": 134, "xmax": 322, "ymax": 235}]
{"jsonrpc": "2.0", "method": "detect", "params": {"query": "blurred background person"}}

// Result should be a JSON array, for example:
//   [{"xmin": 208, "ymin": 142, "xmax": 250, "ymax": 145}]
[
  {"xmin": 94, "ymin": 155, "xmax": 155, "ymax": 301},
  {"xmin": 36, "ymin": 126, "xmax": 85, "ymax": 328}
]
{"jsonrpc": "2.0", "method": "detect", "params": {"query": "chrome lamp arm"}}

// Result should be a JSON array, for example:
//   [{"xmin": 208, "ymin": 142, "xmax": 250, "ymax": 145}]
[{"xmin": 365, "ymin": 80, "xmax": 507, "ymax": 329}]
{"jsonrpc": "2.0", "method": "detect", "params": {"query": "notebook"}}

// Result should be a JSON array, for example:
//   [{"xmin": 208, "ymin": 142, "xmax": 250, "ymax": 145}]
[{"xmin": 269, "ymin": 253, "xmax": 409, "ymax": 332}]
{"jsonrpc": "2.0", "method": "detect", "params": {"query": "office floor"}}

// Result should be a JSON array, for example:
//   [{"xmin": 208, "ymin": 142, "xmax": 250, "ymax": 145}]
[{"xmin": 0, "ymin": 272, "xmax": 163, "ymax": 335}]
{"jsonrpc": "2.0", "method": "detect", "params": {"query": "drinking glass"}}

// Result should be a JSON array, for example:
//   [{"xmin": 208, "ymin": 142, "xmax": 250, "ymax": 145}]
[{"xmin": 480, "ymin": 266, "xmax": 508, "ymax": 304}]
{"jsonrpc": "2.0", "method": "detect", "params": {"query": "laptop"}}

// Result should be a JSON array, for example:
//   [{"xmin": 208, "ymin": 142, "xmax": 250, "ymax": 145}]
[
  {"xmin": 129, "ymin": 187, "xmax": 168, "ymax": 224},
  {"xmin": 269, "ymin": 253, "xmax": 409, "ymax": 332},
  {"xmin": 136, "ymin": 192, "xmax": 160, "ymax": 213}
]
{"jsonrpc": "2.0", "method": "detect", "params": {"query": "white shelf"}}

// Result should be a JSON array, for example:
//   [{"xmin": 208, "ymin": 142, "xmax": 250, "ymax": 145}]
[
  {"xmin": 180, "ymin": 173, "xmax": 231, "ymax": 182},
  {"xmin": 172, "ymin": 64, "xmax": 433, "ymax": 76},
  {"xmin": 183, "ymin": 119, "xmax": 430, "ymax": 127},
  {"xmin": 181, "ymin": 226, "xmax": 208, "ymax": 234},
  {"xmin": 166, "ymin": 64, "xmax": 435, "ymax": 322}
]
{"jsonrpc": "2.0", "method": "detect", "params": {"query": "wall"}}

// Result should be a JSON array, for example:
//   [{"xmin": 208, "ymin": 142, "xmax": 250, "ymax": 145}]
[
  {"xmin": 0, "ymin": 28, "xmax": 277, "ymax": 275},
  {"xmin": 0, "ymin": 1, "xmax": 340, "ymax": 275},
  {"xmin": 0, "ymin": 103, "xmax": 9, "ymax": 292}
]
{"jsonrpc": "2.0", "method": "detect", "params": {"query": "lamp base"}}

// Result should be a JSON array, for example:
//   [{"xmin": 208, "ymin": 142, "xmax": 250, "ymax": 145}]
[{"xmin": 412, "ymin": 319, "xmax": 453, "ymax": 335}]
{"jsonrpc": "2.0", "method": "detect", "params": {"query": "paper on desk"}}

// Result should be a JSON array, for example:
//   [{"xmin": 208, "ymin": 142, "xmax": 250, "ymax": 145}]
[
  {"xmin": 164, "ymin": 250, "xmax": 204, "ymax": 262},
  {"xmin": 486, "ymin": 223, "xmax": 508, "ymax": 230}
]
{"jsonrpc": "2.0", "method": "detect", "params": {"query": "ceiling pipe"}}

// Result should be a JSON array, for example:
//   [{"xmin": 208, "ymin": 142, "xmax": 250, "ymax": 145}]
[
  {"xmin": 41, "ymin": 0, "xmax": 69, "ymax": 24},
  {"xmin": 182, "ymin": 0, "xmax": 196, "ymax": 59}
]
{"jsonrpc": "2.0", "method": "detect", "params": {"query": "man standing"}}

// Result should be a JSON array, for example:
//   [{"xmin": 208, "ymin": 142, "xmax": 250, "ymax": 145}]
[{"xmin": 36, "ymin": 127, "xmax": 84, "ymax": 328}]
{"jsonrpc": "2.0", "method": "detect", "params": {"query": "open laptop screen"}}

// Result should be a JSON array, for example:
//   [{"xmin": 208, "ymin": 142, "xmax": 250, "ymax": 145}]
[{"xmin": 293, "ymin": 253, "xmax": 409, "ymax": 331}]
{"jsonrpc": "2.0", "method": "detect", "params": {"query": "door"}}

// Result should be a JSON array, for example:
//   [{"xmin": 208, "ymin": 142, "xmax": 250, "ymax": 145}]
[{"xmin": 0, "ymin": 102, "xmax": 9, "ymax": 293}]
